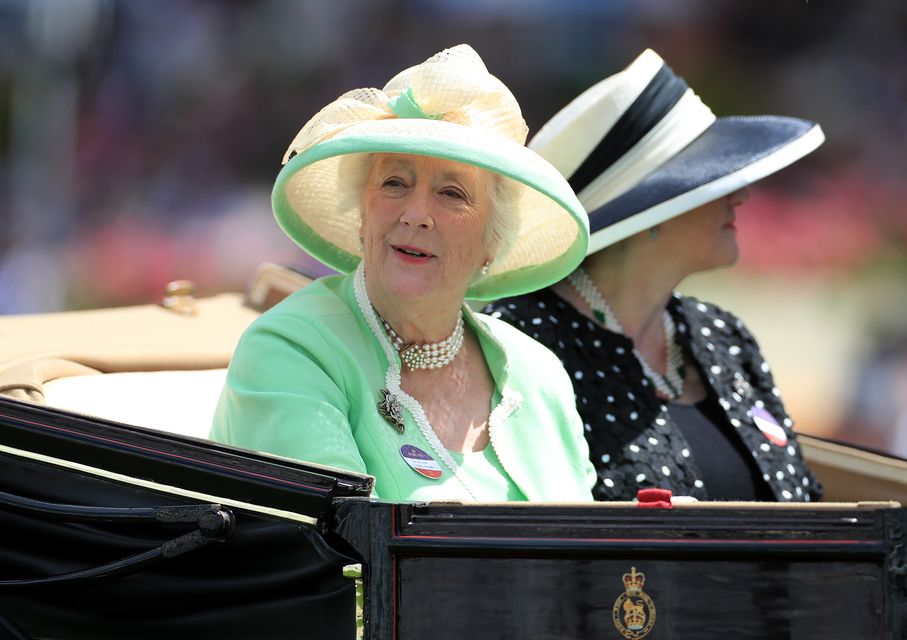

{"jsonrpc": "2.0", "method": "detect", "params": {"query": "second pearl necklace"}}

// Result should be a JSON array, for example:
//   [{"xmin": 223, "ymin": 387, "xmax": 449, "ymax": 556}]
[{"xmin": 568, "ymin": 268, "xmax": 685, "ymax": 400}]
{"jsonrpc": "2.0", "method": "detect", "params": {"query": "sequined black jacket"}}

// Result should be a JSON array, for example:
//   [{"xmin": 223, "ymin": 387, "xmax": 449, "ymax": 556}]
[{"xmin": 484, "ymin": 288, "xmax": 823, "ymax": 502}]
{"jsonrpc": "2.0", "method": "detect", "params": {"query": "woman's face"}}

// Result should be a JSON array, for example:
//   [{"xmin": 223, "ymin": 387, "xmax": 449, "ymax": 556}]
[
  {"xmin": 359, "ymin": 154, "xmax": 494, "ymax": 306},
  {"xmin": 661, "ymin": 187, "xmax": 750, "ymax": 273}
]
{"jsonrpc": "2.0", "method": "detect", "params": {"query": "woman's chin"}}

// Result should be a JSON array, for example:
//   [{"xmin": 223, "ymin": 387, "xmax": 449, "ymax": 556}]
[
  {"xmin": 687, "ymin": 248, "xmax": 739, "ymax": 276},
  {"xmin": 710, "ymin": 250, "xmax": 740, "ymax": 272},
  {"xmin": 712, "ymin": 238, "xmax": 739, "ymax": 269},
  {"xmin": 382, "ymin": 275, "xmax": 447, "ymax": 304}
]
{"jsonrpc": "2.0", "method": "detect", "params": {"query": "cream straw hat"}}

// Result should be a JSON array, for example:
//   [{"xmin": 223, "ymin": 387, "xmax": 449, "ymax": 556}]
[{"xmin": 272, "ymin": 45, "xmax": 588, "ymax": 300}]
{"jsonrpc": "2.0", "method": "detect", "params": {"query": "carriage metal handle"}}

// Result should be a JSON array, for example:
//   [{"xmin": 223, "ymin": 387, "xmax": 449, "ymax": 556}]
[{"xmin": 0, "ymin": 489, "xmax": 234, "ymax": 590}]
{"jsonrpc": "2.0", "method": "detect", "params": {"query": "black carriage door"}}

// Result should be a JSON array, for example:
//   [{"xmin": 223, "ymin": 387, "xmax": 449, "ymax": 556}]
[{"xmin": 0, "ymin": 396, "xmax": 373, "ymax": 639}]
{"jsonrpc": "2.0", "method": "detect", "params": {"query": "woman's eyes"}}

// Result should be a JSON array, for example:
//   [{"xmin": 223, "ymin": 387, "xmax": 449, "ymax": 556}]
[
  {"xmin": 379, "ymin": 178, "xmax": 468, "ymax": 202},
  {"xmin": 440, "ymin": 187, "xmax": 467, "ymax": 201},
  {"xmin": 381, "ymin": 177, "xmax": 406, "ymax": 189}
]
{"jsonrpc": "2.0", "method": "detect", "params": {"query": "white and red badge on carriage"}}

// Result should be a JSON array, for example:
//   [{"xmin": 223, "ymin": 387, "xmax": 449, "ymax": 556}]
[
  {"xmin": 400, "ymin": 445, "xmax": 443, "ymax": 479},
  {"xmin": 751, "ymin": 406, "xmax": 788, "ymax": 447}
]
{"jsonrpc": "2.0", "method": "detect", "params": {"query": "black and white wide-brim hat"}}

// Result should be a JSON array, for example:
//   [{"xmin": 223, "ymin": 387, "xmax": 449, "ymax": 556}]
[{"xmin": 530, "ymin": 49, "xmax": 825, "ymax": 254}]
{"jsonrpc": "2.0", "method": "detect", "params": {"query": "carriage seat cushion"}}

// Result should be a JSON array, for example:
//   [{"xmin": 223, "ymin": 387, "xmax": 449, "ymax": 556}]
[{"xmin": 42, "ymin": 368, "xmax": 227, "ymax": 439}]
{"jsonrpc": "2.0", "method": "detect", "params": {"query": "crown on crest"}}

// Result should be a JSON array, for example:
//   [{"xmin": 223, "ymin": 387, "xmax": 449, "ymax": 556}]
[{"xmin": 623, "ymin": 567, "xmax": 646, "ymax": 594}]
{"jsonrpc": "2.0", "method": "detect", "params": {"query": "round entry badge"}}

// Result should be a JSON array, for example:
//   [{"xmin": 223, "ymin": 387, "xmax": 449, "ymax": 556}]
[
  {"xmin": 751, "ymin": 406, "xmax": 788, "ymax": 447},
  {"xmin": 400, "ymin": 445, "xmax": 443, "ymax": 480}
]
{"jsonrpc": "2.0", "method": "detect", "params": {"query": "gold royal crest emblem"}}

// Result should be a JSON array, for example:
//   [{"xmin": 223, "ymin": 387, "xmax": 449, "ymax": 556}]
[{"xmin": 612, "ymin": 566, "xmax": 656, "ymax": 639}]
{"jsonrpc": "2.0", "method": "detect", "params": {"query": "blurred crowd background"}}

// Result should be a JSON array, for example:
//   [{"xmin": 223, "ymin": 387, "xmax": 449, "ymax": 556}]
[{"xmin": 1, "ymin": 0, "xmax": 906, "ymax": 456}]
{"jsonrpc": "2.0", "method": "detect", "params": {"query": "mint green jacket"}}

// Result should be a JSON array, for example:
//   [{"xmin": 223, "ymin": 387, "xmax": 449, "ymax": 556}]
[{"xmin": 210, "ymin": 269, "xmax": 596, "ymax": 502}]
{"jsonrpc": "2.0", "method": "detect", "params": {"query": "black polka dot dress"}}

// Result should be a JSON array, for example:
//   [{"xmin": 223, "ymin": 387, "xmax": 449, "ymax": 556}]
[{"xmin": 483, "ymin": 288, "xmax": 822, "ymax": 502}]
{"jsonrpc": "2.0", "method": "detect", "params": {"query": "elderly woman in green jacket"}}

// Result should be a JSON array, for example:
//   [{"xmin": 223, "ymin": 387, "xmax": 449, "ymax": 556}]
[{"xmin": 210, "ymin": 46, "xmax": 595, "ymax": 502}]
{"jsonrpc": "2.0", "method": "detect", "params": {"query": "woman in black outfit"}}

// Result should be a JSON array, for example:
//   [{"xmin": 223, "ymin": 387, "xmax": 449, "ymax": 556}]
[{"xmin": 486, "ymin": 49, "xmax": 824, "ymax": 502}]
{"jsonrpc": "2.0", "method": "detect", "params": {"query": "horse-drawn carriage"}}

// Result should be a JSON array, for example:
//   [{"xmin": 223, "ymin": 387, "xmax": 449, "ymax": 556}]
[{"xmin": 2, "ymin": 265, "xmax": 905, "ymax": 639}]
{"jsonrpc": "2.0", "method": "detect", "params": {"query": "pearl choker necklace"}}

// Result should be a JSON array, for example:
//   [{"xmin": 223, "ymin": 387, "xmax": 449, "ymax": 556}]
[
  {"xmin": 380, "ymin": 311, "xmax": 465, "ymax": 370},
  {"xmin": 568, "ymin": 268, "xmax": 685, "ymax": 400}
]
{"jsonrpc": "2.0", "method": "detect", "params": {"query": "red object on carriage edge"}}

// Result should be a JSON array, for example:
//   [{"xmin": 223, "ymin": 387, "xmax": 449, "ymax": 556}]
[{"xmin": 636, "ymin": 488, "xmax": 673, "ymax": 508}]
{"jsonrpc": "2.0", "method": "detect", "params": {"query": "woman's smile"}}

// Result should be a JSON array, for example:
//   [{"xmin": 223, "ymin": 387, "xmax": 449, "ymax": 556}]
[{"xmin": 391, "ymin": 243, "xmax": 437, "ymax": 264}]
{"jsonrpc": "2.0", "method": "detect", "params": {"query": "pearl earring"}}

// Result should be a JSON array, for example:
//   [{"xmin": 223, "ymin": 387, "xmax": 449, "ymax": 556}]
[{"xmin": 480, "ymin": 260, "xmax": 490, "ymax": 276}]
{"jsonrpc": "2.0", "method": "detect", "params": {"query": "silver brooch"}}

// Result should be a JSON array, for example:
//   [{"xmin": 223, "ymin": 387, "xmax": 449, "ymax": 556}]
[
  {"xmin": 732, "ymin": 373, "xmax": 752, "ymax": 399},
  {"xmin": 377, "ymin": 388, "xmax": 405, "ymax": 434}
]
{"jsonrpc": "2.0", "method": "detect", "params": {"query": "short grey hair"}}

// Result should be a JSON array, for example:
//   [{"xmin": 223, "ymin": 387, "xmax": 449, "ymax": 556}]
[{"xmin": 337, "ymin": 153, "xmax": 521, "ymax": 264}]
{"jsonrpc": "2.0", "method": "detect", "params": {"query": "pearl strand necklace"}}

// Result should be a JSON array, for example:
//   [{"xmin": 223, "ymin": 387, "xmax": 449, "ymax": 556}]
[
  {"xmin": 380, "ymin": 311, "xmax": 465, "ymax": 370},
  {"xmin": 567, "ymin": 268, "xmax": 685, "ymax": 400}
]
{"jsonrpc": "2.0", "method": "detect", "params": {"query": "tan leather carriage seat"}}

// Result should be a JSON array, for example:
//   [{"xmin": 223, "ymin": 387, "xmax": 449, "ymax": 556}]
[{"xmin": 0, "ymin": 263, "xmax": 312, "ymax": 438}]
